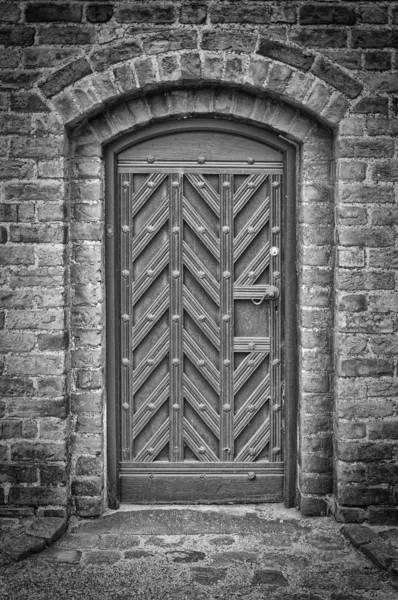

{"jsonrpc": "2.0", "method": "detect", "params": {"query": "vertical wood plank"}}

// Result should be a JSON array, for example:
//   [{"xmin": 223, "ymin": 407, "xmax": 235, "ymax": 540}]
[
  {"xmin": 220, "ymin": 173, "xmax": 234, "ymax": 462},
  {"xmin": 270, "ymin": 174, "xmax": 283, "ymax": 463},
  {"xmin": 170, "ymin": 173, "xmax": 183, "ymax": 461},
  {"xmin": 121, "ymin": 172, "xmax": 133, "ymax": 462}
]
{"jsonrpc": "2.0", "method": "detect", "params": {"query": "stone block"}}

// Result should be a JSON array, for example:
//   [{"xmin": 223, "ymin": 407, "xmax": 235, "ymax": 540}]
[
  {"xmin": 352, "ymin": 30, "xmax": 398, "ymax": 49},
  {"xmin": 8, "ymin": 486, "xmax": 68, "ymax": 506},
  {"xmin": 352, "ymin": 97, "xmax": 389, "ymax": 115},
  {"xmin": 116, "ymin": 4, "xmax": 176, "ymax": 23},
  {"xmin": 0, "ymin": 26, "xmax": 35, "ymax": 46},
  {"xmin": 339, "ymin": 138, "xmax": 394, "ymax": 159},
  {"xmin": 258, "ymin": 38, "xmax": 314, "ymax": 71},
  {"xmin": 202, "ymin": 30, "xmax": 256, "ymax": 53},
  {"xmin": 361, "ymin": 540, "xmax": 398, "ymax": 570},
  {"xmin": 37, "ymin": 26, "xmax": 95, "ymax": 45},
  {"xmin": 300, "ymin": 5, "xmax": 356, "ymax": 25},
  {"xmin": 90, "ymin": 41, "xmax": 141, "ymax": 71},
  {"xmin": 180, "ymin": 4, "xmax": 207, "ymax": 24},
  {"xmin": 2, "ymin": 533, "xmax": 46, "ymax": 561},
  {"xmin": 300, "ymin": 494, "xmax": 327, "ymax": 516},
  {"xmin": 341, "ymin": 524, "xmax": 379, "ymax": 548},
  {"xmin": 312, "ymin": 58, "xmax": 362, "ymax": 98},
  {"xmin": 210, "ymin": 4, "xmax": 270, "ymax": 24},
  {"xmin": 144, "ymin": 30, "xmax": 197, "ymax": 54},
  {"xmin": 290, "ymin": 27, "xmax": 347, "ymax": 48},
  {"xmin": 365, "ymin": 51, "xmax": 392, "ymax": 71},
  {"xmin": 338, "ymin": 442, "xmax": 393, "ymax": 462},
  {"xmin": 368, "ymin": 507, "xmax": 398, "ymax": 525},
  {"xmin": 372, "ymin": 161, "xmax": 398, "ymax": 182},
  {"xmin": 181, "ymin": 52, "xmax": 201, "ymax": 81},
  {"xmin": 26, "ymin": 4, "xmax": 82, "ymax": 22},
  {"xmin": 368, "ymin": 421, "xmax": 398, "ymax": 440},
  {"xmin": 25, "ymin": 517, "xmax": 67, "ymax": 543},
  {"xmin": 86, "ymin": 4, "xmax": 113, "ymax": 23}
]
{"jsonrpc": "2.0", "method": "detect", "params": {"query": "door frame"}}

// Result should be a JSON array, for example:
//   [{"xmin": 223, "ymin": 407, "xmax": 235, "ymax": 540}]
[{"xmin": 104, "ymin": 118, "xmax": 297, "ymax": 508}]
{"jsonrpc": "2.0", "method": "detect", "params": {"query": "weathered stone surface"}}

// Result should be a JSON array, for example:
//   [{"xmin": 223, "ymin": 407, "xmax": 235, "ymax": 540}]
[
  {"xmin": 25, "ymin": 517, "xmax": 67, "ymax": 543},
  {"xmin": 252, "ymin": 569, "xmax": 289, "ymax": 586},
  {"xmin": 2, "ymin": 532, "xmax": 46, "ymax": 560},
  {"xmin": 190, "ymin": 566, "xmax": 227, "ymax": 585}
]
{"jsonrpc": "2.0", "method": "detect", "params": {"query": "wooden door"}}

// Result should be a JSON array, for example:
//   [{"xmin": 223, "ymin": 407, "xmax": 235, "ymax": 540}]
[{"xmin": 108, "ymin": 124, "xmax": 291, "ymax": 504}]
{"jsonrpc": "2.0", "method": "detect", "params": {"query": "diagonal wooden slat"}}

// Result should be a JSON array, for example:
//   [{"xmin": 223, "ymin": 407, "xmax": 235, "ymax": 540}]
[
  {"xmin": 234, "ymin": 352, "xmax": 268, "ymax": 395},
  {"xmin": 132, "ymin": 375, "xmax": 169, "ymax": 438},
  {"xmin": 233, "ymin": 174, "xmax": 268, "ymax": 217},
  {"xmin": 132, "ymin": 173, "xmax": 167, "ymax": 217},
  {"xmin": 183, "ymin": 286, "xmax": 220, "ymax": 350},
  {"xmin": 185, "ymin": 174, "xmax": 220, "ymax": 216},
  {"xmin": 132, "ymin": 198, "xmax": 169, "ymax": 261},
  {"xmin": 183, "ymin": 242, "xmax": 220, "ymax": 305},
  {"xmin": 133, "ymin": 330, "xmax": 169, "ymax": 393},
  {"xmin": 234, "ymin": 417, "xmax": 270, "ymax": 462},
  {"xmin": 233, "ymin": 198, "xmax": 270, "ymax": 261},
  {"xmin": 182, "ymin": 198, "xmax": 220, "ymax": 260},
  {"xmin": 183, "ymin": 374, "xmax": 220, "ymax": 437},
  {"xmin": 235, "ymin": 243, "xmax": 270, "ymax": 286},
  {"xmin": 134, "ymin": 419, "xmax": 170, "ymax": 462},
  {"xmin": 183, "ymin": 330, "xmax": 220, "ymax": 393},
  {"xmin": 234, "ymin": 375, "xmax": 270, "ymax": 437},
  {"xmin": 132, "ymin": 287, "xmax": 168, "ymax": 350},
  {"xmin": 132, "ymin": 243, "xmax": 169, "ymax": 305},
  {"xmin": 183, "ymin": 418, "xmax": 218, "ymax": 462}
]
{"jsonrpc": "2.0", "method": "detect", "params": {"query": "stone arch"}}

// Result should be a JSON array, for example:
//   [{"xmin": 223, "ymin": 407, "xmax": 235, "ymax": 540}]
[{"xmin": 65, "ymin": 80, "xmax": 335, "ymax": 516}]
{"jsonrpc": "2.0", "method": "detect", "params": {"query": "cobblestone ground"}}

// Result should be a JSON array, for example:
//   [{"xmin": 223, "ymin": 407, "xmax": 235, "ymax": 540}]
[{"xmin": 1, "ymin": 506, "xmax": 397, "ymax": 600}]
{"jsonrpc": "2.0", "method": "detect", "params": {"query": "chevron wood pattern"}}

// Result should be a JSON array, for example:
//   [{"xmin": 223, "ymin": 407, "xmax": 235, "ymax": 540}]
[{"xmin": 119, "ymin": 170, "xmax": 282, "ymax": 469}]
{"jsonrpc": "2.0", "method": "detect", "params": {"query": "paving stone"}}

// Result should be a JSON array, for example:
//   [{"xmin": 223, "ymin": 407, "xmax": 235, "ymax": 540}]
[
  {"xmin": 211, "ymin": 551, "xmax": 258, "ymax": 565},
  {"xmin": 341, "ymin": 524, "xmax": 379, "ymax": 548},
  {"xmin": 98, "ymin": 534, "xmax": 140, "ymax": 549},
  {"xmin": 190, "ymin": 566, "xmax": 227, "ymax": 586},
  {"xmin": 347, "ymin": 574, "xmax": 381, "ymax": 590},
  {"xmin": 379, "ymin": 529, "xmax": 398, "ymax": 549},
  {"xmin": 124, "ymin": 549, "xmax": 153, "ymax": 559},
  {"xmin": 208, "ymin": 535, "xmax": 235, "ymax": 546},
  {"xmin": 25, "ymin": 517, "xmax": 67, "ymax": 544},
  {"xmin": 83, "ymin": 550, "xmax": 122, "ymax": 566},
  {"xmin": 2, "ymin": 532, "xmax": 46, "ymax": 561},
  {"xmin": 361, "ymin": 540, "xmax": 398, "ymax": 570},
  {"xmin": 0, "ymin": 551, "xmax": 13, "ymax": 566},
  {"xmin": 144, "ymin": 535, "xmax": 183, "ymax": 546},
  {"xmin": 307, "ymin": 534, "xmax": 346, "ymax": 551},
  {"xmin": 167, "ymin": 550, "xmax": 206, "ymax": 563},
  {"xmin": 252, "ymin": 569, "xmax": 288, "ymax": 586},
  {"xmin": 57, "ymin": 533, "xmax": 99, "ymax": 549},
  {"xmin": 45, "ymin": 549, "xmax": 82, "ymax": 564}
]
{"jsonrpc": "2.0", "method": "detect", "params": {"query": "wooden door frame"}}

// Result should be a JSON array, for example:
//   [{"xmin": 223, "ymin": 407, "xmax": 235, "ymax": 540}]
[{"xmin": 104, "ymin": 118, "xmax": 297, "ymax": 509}]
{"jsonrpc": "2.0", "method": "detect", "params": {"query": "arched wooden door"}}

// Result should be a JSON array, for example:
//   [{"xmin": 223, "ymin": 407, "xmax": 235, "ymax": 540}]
[{"xmin": 105, "ymin": 119, "xmax": 297, "ymax": 505}]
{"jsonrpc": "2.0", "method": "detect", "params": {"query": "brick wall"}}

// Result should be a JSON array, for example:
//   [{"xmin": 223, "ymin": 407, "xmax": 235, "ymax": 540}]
[{"xmin": 0, "ymin": 0, "xmax": 397, "ymax": 522}]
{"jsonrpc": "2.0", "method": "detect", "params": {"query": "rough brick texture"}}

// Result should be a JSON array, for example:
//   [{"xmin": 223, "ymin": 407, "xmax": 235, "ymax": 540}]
[{"xmin": 0, "ymin": 0, "xmax": 397, "ymax": 522}]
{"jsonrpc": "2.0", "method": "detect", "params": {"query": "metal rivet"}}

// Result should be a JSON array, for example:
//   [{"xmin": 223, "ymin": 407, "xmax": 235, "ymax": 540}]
[
  {"xmin": 223, "ymin": 271, "xmax": 230, "ymax": 279},
  {"xmin": 272, "ymin": 226, "xmax": 280, "ymax": 234},
  {"xmin": 172, "ymin": 314, "xmax": 180, "ymax": 322},
  {"xmin": 247, "ymin": 226, "xmax": 256, "ymax": 234},
  {"xmin": 247, "ymin": 182, "xmax": 256, "ymax": 188},
  {"xmin": 122, "ymin": 358, "xmax": 129, "ymax": 366},
  {"xmin": 122, "ymin": 402, "xmax": 129, "ymax": 411},
  {"xmin": 197, "ymin": 360, "xmax": 205, "ymax": 367},
  {"xmin": 122, "ymin": 270, "xmax": 129, "ymax": 278},
  {"xmin": 197, "ymin": 181, "xmax": 205, "ymax": 188},
  {"xmin": 172, "ymin": 270, "xmax": 180, "ymax": 278},
  {"xmin": 222, "ymin": 226, "xmax": 230, "ymax": 234},
  {"xmin": 272, "ymin": 358, "xmax": 281, "ymax": 366},
  {"xmin": 147, "ymin": 448, "xmax": 154, "ymax": 455},
  {"xmin": 223, "ymin": 181, "xmax": 230, "ymax": 188},
  {"xmin": 173, "ymin": 404, "xmax": 180, "ymax": 411},
  {"xmin": 248, "ymin": 359, "xmax": 255, "ymax": 366},
  {"xmin": 147, "ymin": 156, "xmax": 155, "ymax": 163},
  {"xmin": 272, "ymin": 181, "xmax": 280, "ymax": 188},
  {"xmin": 248, "ymin": 471, "xmax": 256, "ymax": 480},
  {"xmin": 147, "ymin": 269, "xmax": 155, "ymax": 277},
  {"xmin": 197, "ymin": 157, "xmax": 205, "ymax": 164},
  {"xmin": 198, "ymin": 404, "xmax": 206, "ymax": 411},
  {"xmin": 223, "ymin": 359, "xmax": 231, "ymax": 366},
  {"xmin": 248, "ymin": 271, "xmax": 256, "ymax": 279},
  {"xmin": 173, "ymin": 226, "xmax": 180, "ymax": 234},
  {"xmin": 198, "ymin": 446, "xmax": 206, "ymax": 454},
  {"xmin": 198, "ymin": 314, "xmax": 206, "ymax": 322},
  {"xmin": 147, "ymin": 358, "xmax": 154, "ymax": 365},
  {"xmin": 122, "ymin": 225, "xmax": 130, "ymax": 233},
  {"xmin": 272, "ymin": 447, "xmax": 281, "ymax": 455},
  {"xmin": 147, "ymin": 181, "xmax": 155, "ymax": 188},
  {"xmin": 248, "ymin": 405, "xmax": 256, "ymax": 412},
  {"xmin": 223, "ymin": 404, "xmax": 231, "ymax": 412},
  {"xmin": 197, "ymin": 226, "xmax": 206, "ymax": 234},
  {"xmin": 172, "ymin": 181, "xmax": 180, "ymax": 187},
  {"xmin": 122, "ymin": 314, "xmax": 129, "ymax": 321},
  {"xmin": 122, "ymin": 181, "xmax": 130, "ymax": 188},
  {"xmin": 146, "ymin": 313, "xmax": 154, "ymax": 321},
  {"xmin": 198, "ymin": 271, "xmax": 206, "ymax": 279},
  {"xmin": 273, "ymin": 404, "xmax": 281, "ymax": 412},
  {"xmin": 270, "ymin": 246, "xmax": 279, "ymax": 256},
  {"xmin": 273, "ymin": 271, "xmax": 280, "ymax": 279},
  {"xmin": 146, "ymin": 225, "xmax": 155, "ymax": 233},
  {"xmin": 147, "ymin": 403, "xmax": 155, "ymax": 411},
  {"xmin": 248, "ymin": 447, "xmax": 256, "ymax": 456},
  {"xmin": 247, "ymin": 157, "xmax": 255, "ymax": 165},
  {"xmin": 224, "ymin": 447, "xmax": 230, "ymax": 453},
  {"xmin": 222, "ymin": 315, "xmax": 230, "ymax": 322},
  {"xmin": 172, "ymin": 358, "xmax": 180, "ymax": 365},
  {"xmin": 248, "ymin": 342, "xmax": 256, "ymax": 351}
]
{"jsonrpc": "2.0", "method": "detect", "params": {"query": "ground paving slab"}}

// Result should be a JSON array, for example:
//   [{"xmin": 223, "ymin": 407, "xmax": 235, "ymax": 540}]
[{"xmin": 1, "ymin": 505, "xmax": 398, "ymax": 600}]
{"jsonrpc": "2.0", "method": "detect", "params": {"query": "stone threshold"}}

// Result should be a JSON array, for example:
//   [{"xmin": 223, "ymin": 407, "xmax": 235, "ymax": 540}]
[{"xmin": 0, "ymin": 515, "xmax": 67, "ymax": 564}]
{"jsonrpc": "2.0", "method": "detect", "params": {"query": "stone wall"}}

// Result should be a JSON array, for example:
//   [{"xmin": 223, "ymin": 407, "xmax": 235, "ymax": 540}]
[{"xmin": 0, "ymin": 0, "xmax": 397, "ymax": 522}]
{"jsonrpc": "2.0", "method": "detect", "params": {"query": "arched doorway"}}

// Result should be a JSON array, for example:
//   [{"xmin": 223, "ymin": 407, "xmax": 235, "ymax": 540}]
[{"xmin": 105, "ymin": 118, "xmax": 297, "ymax": 506}]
